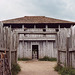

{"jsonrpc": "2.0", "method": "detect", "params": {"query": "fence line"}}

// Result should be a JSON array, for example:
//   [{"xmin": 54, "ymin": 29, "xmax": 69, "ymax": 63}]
[
  {"xmin": 0, "ymin": 22, "xmax": 18, "ymax": 75},
  {"xmin": 57, "ymin": 26, "xmax": 75, "ymax": 68}
]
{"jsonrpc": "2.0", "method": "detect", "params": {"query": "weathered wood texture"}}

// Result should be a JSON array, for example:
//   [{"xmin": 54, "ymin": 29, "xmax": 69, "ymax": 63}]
[
  {"xmin": 0, "ymin": 22, "xmax": 18, "ymax": 73},
  {"xmin": 0, "ymin": 52, "xmax": 11, "ymax": 75},
  {"xmin": 57, "ymin": 26, "xmax": 75, "ymax": 68},
  {"xmin": 17, "ymin": 28, "xmax": 57, "ymax": 59},
  {"xmin": 18, "ymin": 41, "xmax": 57, "ymax": 59}
]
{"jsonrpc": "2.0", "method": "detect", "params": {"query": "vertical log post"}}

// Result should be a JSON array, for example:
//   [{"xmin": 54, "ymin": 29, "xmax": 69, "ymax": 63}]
[
  {"xmin": 58, "ymin": 50, "xmax": 60, "ymax": 64},
  {"xmin": 15, "ymin": 33, "xmax": 19, "ymax": 63},
  {"xmin": 57, "ymin": 25, "xmax": 60, "ymax": 64},
  {"xmin": 66, "ymin": 37, "xmax": 70, "ymax": 67},
  {"xmin": 9, "ymin": 26, "xmax": 12, "ymax": 69}
]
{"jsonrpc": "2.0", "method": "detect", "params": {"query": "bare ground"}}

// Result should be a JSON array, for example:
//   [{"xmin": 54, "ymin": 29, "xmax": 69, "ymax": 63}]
[{"xmin": 18, "ymin": 60, "xmax": 59, "ymax": 75}]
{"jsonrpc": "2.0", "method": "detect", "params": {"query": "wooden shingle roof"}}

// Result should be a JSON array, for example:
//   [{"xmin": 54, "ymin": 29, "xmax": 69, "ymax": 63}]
[{"xmin": 2, "ymin": 16, "xmax": 74, "ymax": 24}]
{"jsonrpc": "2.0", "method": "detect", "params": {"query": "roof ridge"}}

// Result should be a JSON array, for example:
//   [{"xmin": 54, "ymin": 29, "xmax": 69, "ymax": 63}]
[
  {"xmin": 24, "ymin": 16, "xmax": 45, "ymax": 18},
  {"xmin": 2, "ymin": 16, "xmax": 74, "ymax": 24}
]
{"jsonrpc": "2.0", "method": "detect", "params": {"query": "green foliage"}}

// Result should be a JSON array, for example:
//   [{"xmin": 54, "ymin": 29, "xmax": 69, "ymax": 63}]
[
  {"xmin": 11, "ymin": 63, "xmax": 21, "ymax": 75},
  {"xmin": 54, "ymin": 64, "xmax": 75, "ymax": 75},
  {"xmin": 39, "ymin": 56, "xmax": 57, "ymax": 61},
  {"xmin": 54, "ymin": 64, "xmax": 62, "ymax": 72},
  {"xmin": 18, "ymin": 58, "xmax": 31, "ymax": 61}
]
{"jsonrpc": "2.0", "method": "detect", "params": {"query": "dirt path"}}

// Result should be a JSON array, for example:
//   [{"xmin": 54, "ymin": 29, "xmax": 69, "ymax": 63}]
[{"xmin": 18, "ymin": 60, "xmax": 59, "ymax": 75}]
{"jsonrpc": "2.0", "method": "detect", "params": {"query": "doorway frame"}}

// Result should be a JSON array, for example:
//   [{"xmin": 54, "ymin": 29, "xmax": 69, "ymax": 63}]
[{"xmin": 31, "ymin": 43, "xmax": 39, "ymax": 59}]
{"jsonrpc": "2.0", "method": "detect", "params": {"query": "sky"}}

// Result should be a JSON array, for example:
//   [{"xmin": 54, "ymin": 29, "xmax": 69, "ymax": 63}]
[{"xmin": 0, "ymin": 0, "xmax": 75, "ymax": 22}]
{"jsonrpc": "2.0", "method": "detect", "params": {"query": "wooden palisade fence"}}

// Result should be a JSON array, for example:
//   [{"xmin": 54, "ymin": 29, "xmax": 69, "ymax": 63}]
[
  {"xmin": 0, "ymin": 22, "xmax": 18, "ymax": 75},
  {"xmin": 57, "ymin": 25, "xmax": 75, "ymax": 68}
]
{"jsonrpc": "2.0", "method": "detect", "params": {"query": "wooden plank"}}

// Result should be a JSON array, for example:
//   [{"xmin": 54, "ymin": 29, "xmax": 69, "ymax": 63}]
[
  {"xmin": 17, "ymin": 31, "xmax": 57, "ymax": 34},
  {"xmin": 0, "ymin": 48, "xmax": 9, "ymax": 51},
  {"xmin": 9, "ymin": 26, "xmax": 12, "ymax": 70},
  {"xmin": 66, "ymin": 37, "xmax": 70, "ymax": 67}
]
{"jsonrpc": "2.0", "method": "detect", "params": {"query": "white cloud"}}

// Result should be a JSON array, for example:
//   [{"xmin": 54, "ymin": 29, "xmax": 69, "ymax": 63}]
[{"xmin": 0, "ymin": 0, "xmax": 75, "ymax": 22}]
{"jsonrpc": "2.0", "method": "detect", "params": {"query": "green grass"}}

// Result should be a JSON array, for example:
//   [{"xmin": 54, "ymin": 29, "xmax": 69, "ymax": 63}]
[
  {"xmin": 11, "ymin": 63, "xmax": 21, "ymax": 75},
  {"xmin": 18, "ymin": 58, "xmax": 31, "ymax": 61},
  {"xmin": 54, "ymin": 64, "xmax": 75, "ymax": 75},
  {"xmin": 39, "ymin": 56, "xmax": 57, "ymax": 61}
]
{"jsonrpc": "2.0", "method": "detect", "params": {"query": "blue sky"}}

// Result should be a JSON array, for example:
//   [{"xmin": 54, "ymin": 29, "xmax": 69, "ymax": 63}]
[{"xmin": 0, "ymin": 0, "xmax": 75, "ymax": 21}]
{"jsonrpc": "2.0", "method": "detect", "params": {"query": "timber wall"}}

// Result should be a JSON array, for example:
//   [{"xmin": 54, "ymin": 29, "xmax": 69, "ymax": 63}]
[
  {"xmin": 0, "ymin": 22, "xmax": 18, "ymax": 70},
  {"xmin": 18, "ymin": 41, "xmax": 57, "ymax": 59},
  {"xmin": 16, "ymin": 28, "xmax": 57, "ymax": 59},
  {"xmin": 57, "ymin": 26, "xmax": 75, "ymax": 68}
]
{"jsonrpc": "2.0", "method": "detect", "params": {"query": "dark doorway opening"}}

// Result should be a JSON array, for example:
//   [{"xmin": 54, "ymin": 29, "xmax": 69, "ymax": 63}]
[{"xmin": 32, "ymin": 45, "xmax": 39, "ymax": 59}]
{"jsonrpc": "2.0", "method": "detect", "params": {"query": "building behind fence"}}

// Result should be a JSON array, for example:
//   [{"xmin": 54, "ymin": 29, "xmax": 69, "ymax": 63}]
[{"xmin": 2, "ymin": 16, "xmax": 74, "ymax": 59}]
